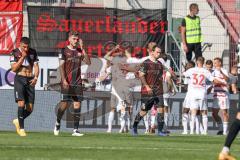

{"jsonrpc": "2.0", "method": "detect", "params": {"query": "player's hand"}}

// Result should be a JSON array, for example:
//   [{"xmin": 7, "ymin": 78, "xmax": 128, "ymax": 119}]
[
  {"xmin": 21, "ymin": 50, "xmax": 27, "ymax": 57},
  {"xmin": 145, "ymin": 85, "xmax": 153, "ymax": 95},
  {"xmin": 79, "ymin": 39, "xmax": 84, "ymax": 49},
  {"xmin": 29, "ymin": 77, "xmax": 37, "ymax": 86},
  {"xmin": 62, "ymin": 80, "xmax": 69, "ymax": 89},
  {"xmin": 183, "ymin": 44, "xmax": 188, "ymax": 53}
]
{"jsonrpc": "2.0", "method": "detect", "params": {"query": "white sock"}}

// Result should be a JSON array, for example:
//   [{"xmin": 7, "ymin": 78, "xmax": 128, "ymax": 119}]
[
  {"xmin": 202, "ymin": 115, "xmax": 208, "ymax": 133},
  {"xmin": 223, "ymin": 122, "xmax": 228, "ymax": 135},
  {"xmin": 119, "ymin": 112, "xmax": 126, "ymax": 132},
  {"xmin": 108, "ymin": 111, "xmax": 114, "ymax": 131},
  {"xmin": 127, "ymin": 115, "xmax": 131, "ymax": 131},
  {"xmin": 124, "ymin": 112, "xmax": 130, "ymax": 132},
  {"xmin": 190, "ymin": 115, "xmax": 196, "ymax": 134},
  {"xmin": 182, "ymin": 113, "xmax": 188, "ymax": 133},
  {"xmin": 164, "ymin": 112, "xmax": 169, "ymax": 130},
  {"xmin": 143, "ymin": 114, "xmax": 149, "ymax": 132},
  {"xmin": 222, "ymin": 146, "xmax": 230, "ymax": 154},
  {"xmin": 195, "ymin": 115, "xmax": 200, "ymax": 134}
]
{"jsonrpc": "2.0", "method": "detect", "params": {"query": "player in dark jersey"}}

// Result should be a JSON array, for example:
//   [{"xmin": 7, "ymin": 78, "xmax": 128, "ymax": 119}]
[
  {"xmin": 54, "ymin": 31, "xmax": 91, "ymax": 136},
  {"xmin": 10, "ymin": 37, "xmax": 39, "ymax": 137},
  {"xmin": 132, "ymin": 42, "xmax": 168, "ymax": 136}
]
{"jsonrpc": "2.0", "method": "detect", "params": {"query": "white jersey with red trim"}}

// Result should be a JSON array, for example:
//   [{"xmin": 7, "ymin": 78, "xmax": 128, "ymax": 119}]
[
  {"xmin": 212, "ymin": 68, "xmax": 229, "ymax": 97},
  {"xmin": 183, "ymin": 67, "xmax": 214, "ymax": 99}
]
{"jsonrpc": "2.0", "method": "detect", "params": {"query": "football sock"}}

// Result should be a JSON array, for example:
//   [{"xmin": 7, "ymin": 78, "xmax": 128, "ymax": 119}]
[
  {"xmin": 157, "ymin": 113, "xmax": 164, "ymax": 133},
  {"xmin": 182, "ymin": 113, "xmax": 188, "ymax": 133},
  {"xmin": 223, "ymin": 122, "xmax": 229, "ymax": 135},
  {"xmin": 18, "ymin": 107, "xmax": 24, "ymax": 129},
  {"xmin": 56, "ymin": 105, "xmax": 67, "ymax": 124},
  {"xmin": 133, "ymin": 112, "xmax": 143, "ymax": 128},
  {"xmin": 23, "ymin": 109, "xmax": 32, "ymax": 119},
  {"xmin": 73, "ymin": 108, "xmax": 81, "ymax": 130},
  {"xmin": 202, "ymin": 115, "xmax": 208, "ymax": 133},
  {"xmin": 224, "ymin": 119, "xmax": 240, "ymax": 148},
  {"xmin": 108, "ymin": 111, "xmax": 114, "ymax": 131}
]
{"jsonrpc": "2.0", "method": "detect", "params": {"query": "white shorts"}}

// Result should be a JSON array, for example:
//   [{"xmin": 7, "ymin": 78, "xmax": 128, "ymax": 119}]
[
  {"xmin": 183, "ymin": 96, "xmax": 190, "ymax": 109},
  {"xmin": 110, "ymin": 87, "xmax": 133, "ymax": 111},
  {"xmin": 189, "ymin": 98, "xmax": 207, "ymax": 110},
  {"xmin": 184, "ymin": 96, "xmax": 207, "ymax": 110},
  {"xmin": 212, "ymin": 96, "xmax": 229, "ymax": 110}
]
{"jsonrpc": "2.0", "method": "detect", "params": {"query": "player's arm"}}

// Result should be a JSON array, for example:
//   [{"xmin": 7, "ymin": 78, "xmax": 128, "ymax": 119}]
[
  {"xmin": 180, "ymin": 20, "xmax": 188, "ymax": 53},
  {"xmin": 59, "ymin": 51, "xmax": 68, "ymax": 88},
  {"xmin": 207, "ymin": 85, "xmax": 213, "ymax": 94},
  {"xmin": 119, "ymin": 64, "xmax": 138, "ymax": 72},
  {"xmin": 98, "ymin": 68, "xmax": 111, "ymax": 82},
  {"xmin": 82, "ymin": 48, "xmax": 91, "ymax": 65},
  {"xmin": 166, "ymin": 72, "xmax": 176, "ymax": 95},
  {"xmin": 29, "ymin": 62, "xmax": 39, "ymax": 86},
  {"xmin": 104, "ymin": 45, "xmax": 120, "ymax": 61},
  {"xmin": 163, "ymin": 65, "xmax": 177, "ymax": 80},
  {"xmin": 79, "ymin": 39, "xmax": 91, "ymax": 65},
  {"xmin": 10, "ymin": 51, "xmax": 27, "ymax": 72},
  {"xmin": 220, "ymin": 69, "xmax": 229, "ymax": 81}
]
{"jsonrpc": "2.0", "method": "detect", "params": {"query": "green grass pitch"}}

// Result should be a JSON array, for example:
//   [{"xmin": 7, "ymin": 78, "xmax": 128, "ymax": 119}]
[{"xmin": 0, "ymin": 131, "xmax": 239, "ymax": 160}]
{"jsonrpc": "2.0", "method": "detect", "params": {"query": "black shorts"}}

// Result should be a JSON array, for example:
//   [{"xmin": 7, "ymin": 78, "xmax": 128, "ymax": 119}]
[
  {"xmin": 14, "ymin": 75, "xmax": 35, "ymax": 103},
  {"xmin": 61, "ymin": 85, "xmax": 83, "ymax": 102},
  {"xmin": 186, "ymin": 43, "xmax": 202, "ymax": 61},
  {"xmin": 141, "ymin": 95, "xmax": 164, "ymax": 111}
]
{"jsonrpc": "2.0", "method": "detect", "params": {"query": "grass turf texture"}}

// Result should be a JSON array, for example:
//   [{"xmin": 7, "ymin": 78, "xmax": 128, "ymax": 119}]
[{"xmin": 0, "ymin": 131, "xmax": 239, "ymax": 160}]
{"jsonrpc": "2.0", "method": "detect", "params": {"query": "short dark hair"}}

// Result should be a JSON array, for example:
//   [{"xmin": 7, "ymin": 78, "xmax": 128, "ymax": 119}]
[
  {"xmin": 147, "ymin": 42, "xmax": 157, "ymax": 52},
  {"xmin": 189, "ymin": 3, "xmax": 198, "ymax": 10},
  {"xmin": 196, "ymin": 56, "xmax": 205, "ymax": 64},
  {"xmin": 68, "ymin": 31, "xmax": 79, "ymax": 37},
  {"xmin": 205, "ymin": 60, "xmax": 213, "ymax": 65},
  {"xmin": 214, "ymin": 57, "xmax": 222, "ymax": 64},
  {"xmin": 187, "ymin": 61, "xmax": 195, "ymax": 68},
  {"xmin": 20, "ymin": 37, "xmax": 30, "ymax": 45}
]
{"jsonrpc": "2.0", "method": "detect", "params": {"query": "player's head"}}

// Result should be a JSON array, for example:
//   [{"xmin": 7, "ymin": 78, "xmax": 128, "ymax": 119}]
[
  {"xmin": 151, "ymin": 46, "xmax": 162, "ymax": 59},
  {"xmin": 68, "ymin": 31, "xmax": 79, "ymax": 48},
  {"xmin": 185, "ymin": 61, "xmax": 195, "ymax": 70},
  {"xmin": 20, "ymin": 37, "xmax": 30, "ymax": 53},
  {"xmin": 196, "ymin": 56, "xmax": 205, "ymax": 66},
  {"xmin": 213, "ymin": 57, "xmax": 222, "ymax": 68},
  {"xmin": 147, "ymin": 42, "xmax": 157, "ymax": 53},
  {"xmin": 205, "ymin": 59, "xmax": 213, "ymax": 71},
  {"xmin": 189, "ymin": 3, "xmax": 199, "ymax": 15},
  {"xmin": 147, "ymin": 42, "xmax": 161, "ymax": 59}
]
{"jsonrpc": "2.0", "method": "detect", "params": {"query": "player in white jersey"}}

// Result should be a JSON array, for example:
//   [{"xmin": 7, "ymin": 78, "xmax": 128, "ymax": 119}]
[
  {"xmin": 160, "ymin": 54, "xmax": 176, "ymax": 133},
  {"xmin": 182, "ymin": 61, "xmax": 195, "ymax": 134},
  {"xmin": 211, "ymin": 57, "xmax": 229, "ymax": 135},
  {"xmin": 105, "ymin": 44, "xmax": 148, "ymax": 133},
  {"xmin": 183, "ymin": 57, "xmax": 222, "ymax": 135},
  {"xmin": 105, "ymin": 45, "xmax": 133, "ymax": 133}
]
